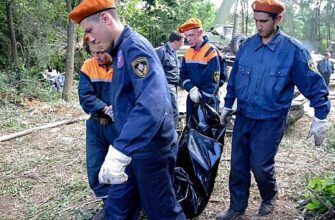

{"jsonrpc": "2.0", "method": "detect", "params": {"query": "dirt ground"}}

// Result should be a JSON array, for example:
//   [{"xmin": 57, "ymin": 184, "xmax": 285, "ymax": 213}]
[{"xmin": 0, "ymin": 84, "xmax": 334, "ymax": 219}]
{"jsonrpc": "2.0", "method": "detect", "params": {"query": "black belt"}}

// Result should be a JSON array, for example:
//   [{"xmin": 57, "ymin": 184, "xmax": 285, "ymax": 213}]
[{"xmin": 90, "ymin": 116, "xmax": 113, "ymax": 125}]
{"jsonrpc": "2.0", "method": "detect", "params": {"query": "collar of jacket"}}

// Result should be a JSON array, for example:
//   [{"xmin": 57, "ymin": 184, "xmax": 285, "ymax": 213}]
[
  {"xmin": 192, "ymin": 35, "xmax": 209, "ymax": 50},
  {"xmin": 108, "ymin": 25, "xmax": 132, "ymax": 56},
  {"xmin": 254, "ymin": 26, "xmax": 283, "ymax": 52},
  {"xmin": 165, "ymin": 42, "xmax": 175, "ymax": 54}
]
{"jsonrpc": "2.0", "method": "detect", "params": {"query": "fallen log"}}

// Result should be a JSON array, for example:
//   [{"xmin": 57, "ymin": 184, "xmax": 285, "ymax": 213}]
[{"xmin": 0, "ymin": 115, "xmax": 89, "ymax": 142}]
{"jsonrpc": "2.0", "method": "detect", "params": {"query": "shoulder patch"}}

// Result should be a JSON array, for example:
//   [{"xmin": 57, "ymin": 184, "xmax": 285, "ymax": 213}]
[
  {"xmin": 214, "ymin": 71, "xmax": 220, "ymax": 83},
  {"xmin": 308, "ymin": 59, "xmax": 317, "ymax": 72},
  {"xmin": 131, "ymin": 57, "xmax": 149, "ymax": 77}
]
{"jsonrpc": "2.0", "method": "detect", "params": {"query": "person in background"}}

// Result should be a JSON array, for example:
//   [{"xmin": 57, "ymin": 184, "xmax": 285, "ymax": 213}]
[
  {"xmin": 79, "ymin": 37, "xmax": 116, "ymax": 220},
  {"xmin": 317, "ymin": 52, "xmax": 334, "ymax": 86},
  {"xmin": 217, "ymin": 0, "xmax": 330, "ymax": 219},
  {"xmin": 69, "ymin": 0, "xmax": 186, "ymax": 219},
  {"xmin": 156, "ymin": 31, "xmax": 184, "ymax": 128},
  {"xmin": 178, "ymin": 18, "xmax": 225, "ymax": 121}
]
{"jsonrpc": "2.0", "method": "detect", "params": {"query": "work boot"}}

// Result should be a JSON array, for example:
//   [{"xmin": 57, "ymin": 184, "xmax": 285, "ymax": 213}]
[
  {"xmin": 216, "ymin": 209, "xmax": 244, "ymax": 220},
  {"xmin": 258, "ymin": 195, "xmax": 277, "ymax": 216},
  {"xmin": 91, "ymin": 208, "xmax": 104, "ymax": 220}
]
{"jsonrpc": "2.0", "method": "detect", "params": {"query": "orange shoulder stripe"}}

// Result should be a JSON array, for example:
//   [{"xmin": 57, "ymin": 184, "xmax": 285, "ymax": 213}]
[
  {"xmin": 184, "ymin": 44, "xmax": 218, "ymax": 63},
  {"xmin": 81, "ymin": 58, "xmax": 113, "ymax": 81}
]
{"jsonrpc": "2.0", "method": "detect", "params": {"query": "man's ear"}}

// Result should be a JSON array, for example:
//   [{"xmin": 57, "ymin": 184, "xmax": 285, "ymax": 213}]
[
  {"xmin": 100, "ymin": 12, "xmax": 111, "ymax": 24},
  {"xmin": 275, "ymin": 14, "xmax": 283, "ymax": 24}
]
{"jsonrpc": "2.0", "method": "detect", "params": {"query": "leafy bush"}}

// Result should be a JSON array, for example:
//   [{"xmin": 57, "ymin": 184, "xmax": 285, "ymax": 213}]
[
  {"xmin": 303, "ymin": 173, "xmax": 335, "ymax": 219},
  {"xmin": 0, "ymin": 68, "xmax": 62, "ymax": 106}
]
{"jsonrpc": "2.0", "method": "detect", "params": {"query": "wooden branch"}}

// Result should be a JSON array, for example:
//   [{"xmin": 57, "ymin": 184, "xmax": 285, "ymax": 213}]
[{"xmin": 0, "ymin": 115, "xmax": 89, "ymax": 142}]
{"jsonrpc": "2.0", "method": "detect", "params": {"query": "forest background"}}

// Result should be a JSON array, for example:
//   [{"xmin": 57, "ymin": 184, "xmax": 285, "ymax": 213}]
[
  {"xmin": 1, "ymin": 1, "xmax": 335, "ymax": 219},
  {"xmin": 1, "ymin": 0, "xmax": 335, "ymax": 102}
]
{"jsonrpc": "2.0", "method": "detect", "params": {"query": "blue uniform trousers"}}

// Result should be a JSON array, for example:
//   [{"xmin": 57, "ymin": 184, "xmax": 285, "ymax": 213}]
[
  {"xmin": 229, "ymin": 113, "xmax": 286, "ymax": 212},
  {"xmin": 104, "ymin": 142, "xmax": 186, "ymax": 220},
  {"xmin": 186, "ymin": 95, "xmax": 219, "ymax": 122},
  {"xmin": 86, "ymin": 119, "xmax": 118, "ymax": 199},
  {"xmin": 168, "ymin": 84, "xmax": 179, "ymax": 128}
]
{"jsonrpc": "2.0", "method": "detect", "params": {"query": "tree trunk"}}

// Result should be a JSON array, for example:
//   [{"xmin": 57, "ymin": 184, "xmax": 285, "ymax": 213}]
[
  {"xmin": 6, "ymin": 0, "xmax": 18, "ymax": 71},
  {"xmin": 63, "ymin": 0, "xmax": 76, "ymax": 101},
  {"xmin": 23, "ymin": 34, "xmax": 30, "ymax": 71}
]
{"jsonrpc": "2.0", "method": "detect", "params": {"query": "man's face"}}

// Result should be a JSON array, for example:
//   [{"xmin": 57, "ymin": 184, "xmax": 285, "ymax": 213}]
[
  {"xmin": 184, "ymin": 29, "xmax": 202, "ymax": 47},
  {"xmin": 254, "ymin": 12, "xmax": 281, "ymax": 42},
  {"xmin": 80, "ymin": 15, "xmax": 113, "ymax": 51},
  {"xmin": 89, "ymin": 44, "xmax": 107, "ymax": 65}
]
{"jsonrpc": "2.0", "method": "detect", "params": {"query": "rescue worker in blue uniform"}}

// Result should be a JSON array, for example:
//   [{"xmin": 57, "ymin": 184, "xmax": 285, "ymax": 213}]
[
  {"xmin": 178, "ymin": 18, "xmax": 225, "ymax": 121},
  {"xmin": 317, "ymin": 52, "xmax": 334, "ymax": 86},
  {"xmin": 217, "ymin": 0, "xmax": 330, "ymax": 219},
  {"xmin": 156, "ymin": 31, "xmax": 185, "ymax": 127},
  {"xmin": 79, "ymin": 38, "xmax": 117, "ymax": 220},
  {"xmin": 69, "ymin": 1, "xmax": 186, "ymax": 219}
]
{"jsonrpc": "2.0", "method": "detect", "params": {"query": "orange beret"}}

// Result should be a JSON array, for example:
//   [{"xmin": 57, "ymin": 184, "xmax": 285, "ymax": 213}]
[
  {"xmin": 252, "ymin": 0, "xmax": 285, "ymax": 15},
  {"xmin": 178, "ymin": 18, "xmax": 202, "ymax": 33},
  {"xmin": 68, "ymin": 0, "xmax": 116, "ymax": 24}
]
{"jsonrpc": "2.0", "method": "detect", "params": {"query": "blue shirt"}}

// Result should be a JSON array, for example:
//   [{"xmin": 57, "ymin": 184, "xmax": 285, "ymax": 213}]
[
  {"xmin": 109, "ymin": 26, "xmax": 176, "ymax": 158},
  {"xmin": 317, "ymin": 59, "xmax": 334, "ymax": 74},
  {"xmin": 224, "ymin": 28, "xmax": 330, "ymax": 120},
  {"xmin": 156, "ymin": 42, "xmax": 180, "ymax": 85}
]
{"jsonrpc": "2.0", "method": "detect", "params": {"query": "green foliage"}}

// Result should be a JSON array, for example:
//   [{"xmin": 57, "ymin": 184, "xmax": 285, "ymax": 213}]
[
  {"xmin": 118, "ymin": 0, "xmax": 216, "ymax": 47},
  {"xmin": 304, "ymin": 173, "xmax": 335, "ymax": 217},
  {"xmin": 0, "ymin": 68, "xmax": 61, "ymax": 107}
]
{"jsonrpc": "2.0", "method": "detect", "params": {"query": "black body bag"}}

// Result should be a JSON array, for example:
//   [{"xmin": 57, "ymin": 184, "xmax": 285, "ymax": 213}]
[{"xmin": 174, "ymin": 102, "xmax": 229, "ymax": 219}]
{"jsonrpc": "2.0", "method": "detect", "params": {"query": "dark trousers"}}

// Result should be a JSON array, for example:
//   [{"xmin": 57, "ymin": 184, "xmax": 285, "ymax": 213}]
[
  {"xmin": 86, "ymin": 119, "xmax": 118, "ymax": 199},
  {"xmin": 168, "ymin": 84, "xmax": 179, "ymax": 128},
  {"xmin": 320, "ymin": 71, "xmax": 331, "ymax": 86},
  {"xmin": 229, "ymin": 113, "xmax": 286, "ymax": 212},
  {"xmin": 104, "ymin": 142, "xmax": 186, "ymax": 220}
]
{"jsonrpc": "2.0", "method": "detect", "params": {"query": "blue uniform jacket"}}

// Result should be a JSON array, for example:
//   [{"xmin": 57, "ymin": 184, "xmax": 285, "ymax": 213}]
[
  {"xmin": 79, "ymin": 58, "xmax": 113, "ymax": 116},
  {"xmin": 180, "ymin": 36, "xmax": 221, "ymax": 100},
  {"xmin": 156, "ymin": 43, "xmax": 180, "ymax": 85},
  {"xmin": 109, "ymin": 26, "xmax": 176, "ymax": 158},
  {"xmin": 225, "ymin": 28, "xmax": 330, "ymax": 120},
  {"xmin": 317, "ymin": 59, "xmax": 334, "ymax": 74}
]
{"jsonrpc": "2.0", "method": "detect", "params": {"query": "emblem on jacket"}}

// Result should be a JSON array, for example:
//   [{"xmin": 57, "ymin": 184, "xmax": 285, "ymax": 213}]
[
  {"xmin": 131, "ymin": 57, "xmax": 149, "ymax": 77},
  {"xmin": 308, "ymin": 59, "xmax": 317, "ymax": 72}
]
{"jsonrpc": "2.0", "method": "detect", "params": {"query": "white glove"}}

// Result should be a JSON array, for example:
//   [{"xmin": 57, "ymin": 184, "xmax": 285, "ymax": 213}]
[
  {"xmin": 105, "ymin": 106, "xmax": 114, "ymax": 121},
  {"xmin": 307, "ymin": 117, "xmax": 328, "ymax": 146},
  {"xmin": 98, "ymin": 145, "xmax": 131, "ymax": 184},
  {"xmin": 189, "ymin": 86, "xmax": 202, "ymax": 103},
  {"xmin": 220, "ymin": 107, "xmax": 232, "ymax": 124}
]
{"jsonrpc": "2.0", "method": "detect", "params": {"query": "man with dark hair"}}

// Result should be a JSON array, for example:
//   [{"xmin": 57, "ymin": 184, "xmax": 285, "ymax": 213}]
[
  {"xmin": 317, "ymin": 52, "xmax": 334, "ymax": 86},
  {"xmin": 69, "ymin": 0, "xmax": 186, "ymax": 219},
  {"xmin": 156, "ymin": 31, "xmax": 184, "ymax": 127},
  {"xmin": 217, "ymin": 0, "xmax": 330, "ymax": 219}
]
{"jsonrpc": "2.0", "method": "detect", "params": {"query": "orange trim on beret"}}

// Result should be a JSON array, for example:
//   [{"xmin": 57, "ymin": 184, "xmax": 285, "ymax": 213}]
[
  {"xmin": 178, "ymin": 18, "xmax": 202, "ymax": 33},
  {"xmin": 69, "ymin": 0, "xmax": 116, "ymax": 23},
  {"xmin": 252, "ymin": 0, "xmax": 285, "ymax": 15}
]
